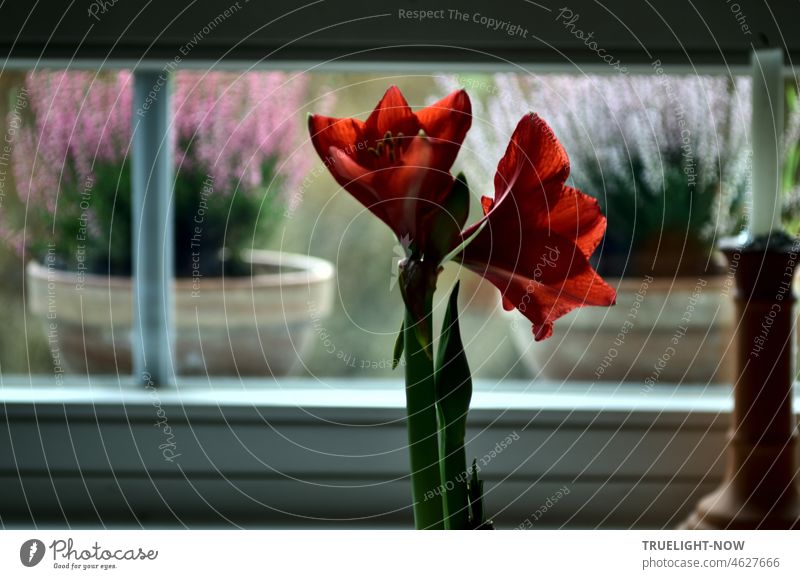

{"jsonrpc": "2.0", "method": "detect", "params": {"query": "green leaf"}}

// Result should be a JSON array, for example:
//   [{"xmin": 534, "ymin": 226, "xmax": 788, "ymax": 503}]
[
  {"xmin": 468, "ymin": 459, "xmax": 493, "ymax": 529},
  {"xmin": 435, "ymin": 280, "xmax": 472, "ymax": 439},
  {"xmin": 428, "ymin": 173, "xmax": 471, "ymax": 264},
  {"xmin": 447, "ymin": 173, "xmax": 471, "ymax": 230},
  {"xmin": 785, "ymin": 147, "xmax": 800, "ymax": 193},
  {"xmin": 440, "ymin": 216, "xmax": 487, "ymax": 267},
  {"xmin": 787, "ymin": 84, "xmax": 798, "ymax": 113},
  {"xmin": 392, "ymin": 320, "xmax": 404, "ymax": 370},
  {"xmin": 434, "ymin": 281, "xmax": 474, "ymax": 529}
]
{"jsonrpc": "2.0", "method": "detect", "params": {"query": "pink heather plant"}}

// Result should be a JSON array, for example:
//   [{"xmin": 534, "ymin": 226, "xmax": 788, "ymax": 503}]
[
  {"xmin": 173, "ymin": 71, "xmax": 312, "ymax": 195},
  {"xmin": 8, "ymin": 70, "xmax": 316, "ymax": 276}
]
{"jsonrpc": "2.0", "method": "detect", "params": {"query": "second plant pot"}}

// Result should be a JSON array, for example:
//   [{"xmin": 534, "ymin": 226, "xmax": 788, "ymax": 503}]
[{"xmin": 508, "ymin": 274, "xmax": 735, "ymax": 384}]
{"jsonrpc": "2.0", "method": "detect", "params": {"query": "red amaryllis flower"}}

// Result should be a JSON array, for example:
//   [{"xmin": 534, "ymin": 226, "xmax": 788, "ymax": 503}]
[
  {"xmin": 460, "ymin": 113, "xmax": 616, "ymax": 341},
  {"xmin": 308, "ymin": 86, "xmax": 471, "ymax": 259}
]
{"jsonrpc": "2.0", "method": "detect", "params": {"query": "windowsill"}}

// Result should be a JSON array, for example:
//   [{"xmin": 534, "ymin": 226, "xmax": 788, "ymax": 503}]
[
  {"xmin": 3, "ymin": 377, "xmax": 796, "ymax": 428},
  {"xmin": 0, "ymin": 376, "xmax": 753, "ymax": 411},
  {"xmin": 2, "ymin": 377, "xmax": 797, "ymax": 528}
]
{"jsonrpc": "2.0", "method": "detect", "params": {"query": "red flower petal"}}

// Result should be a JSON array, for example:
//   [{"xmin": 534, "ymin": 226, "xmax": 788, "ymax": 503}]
[
  {"xmin": 308, "ymin": 114, "xmax": 366, "ymax": 165},
  {"xmin": 463, "ymin": 231, "xmax": 615, "ymax": 341},
  {"xmin": 492, "ymin": 113, "xmax": 570, "ymax": 212},
  {"xmin": 480, "ymin": 195, "xmax": 494, "ymax": 215},
  {"xmin": 392, "ymin": 134, "xmax": 454, "ymax": 199},
  {"xmin": 309, "ymin": 86, "xmax": 468, "ymax": 258},
  {"xmin": 415, "ymin": 89, "xmax": 472, "ymax": 168},
  {"xmin": 323, "ymin": 145, "xmax": 394, "ymax": 229},
  {"xmin": 546, "ymin": 186, "xmax": 607, "ymax": 258},
  {"xmin": 460, "ymin": 113, "xmax": 615, "ymax": 340},
  {"xmin": 325, "ymin": 136, "xmax": 454, "ymax": 243},
  {"xmin": 364, "ymin": 86, "xmax": 420, "ymax": 140}
]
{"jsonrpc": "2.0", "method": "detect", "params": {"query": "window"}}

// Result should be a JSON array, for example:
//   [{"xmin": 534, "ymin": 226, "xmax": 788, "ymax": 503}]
[{"xmin": 1, "ymin": 0, "xmax": 799, "ymax": 529}]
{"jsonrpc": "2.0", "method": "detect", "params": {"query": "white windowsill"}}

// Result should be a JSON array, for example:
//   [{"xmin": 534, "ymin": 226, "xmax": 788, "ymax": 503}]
[
  {"xmin": 2, "ymin": 378, "xmax": 797, "ymax": 528},
  {"xmin": 0, "ymin": 377, "xmax": 756, "ymax": 412}
]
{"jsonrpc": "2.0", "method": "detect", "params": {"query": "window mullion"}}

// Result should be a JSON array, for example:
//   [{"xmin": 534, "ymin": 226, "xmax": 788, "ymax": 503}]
[{"xmin": 131, "ymin": 70, "xmax": 175, "ymax": 387}]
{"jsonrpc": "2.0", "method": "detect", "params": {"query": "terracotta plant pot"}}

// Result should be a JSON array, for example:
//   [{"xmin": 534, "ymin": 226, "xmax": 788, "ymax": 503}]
[
  {"xmin": 26, "ymin": 250, "xmax": 335, "ymax": 376},
  {"xmin": 508, "ymin": 275, "xmax": 735, "ymax": 384}
]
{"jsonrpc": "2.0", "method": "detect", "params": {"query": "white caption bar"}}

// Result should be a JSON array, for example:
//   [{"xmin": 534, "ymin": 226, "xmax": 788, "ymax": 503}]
[{"xmin": 1, "ymin": 530, "xmax": 798, "ymax": 578}]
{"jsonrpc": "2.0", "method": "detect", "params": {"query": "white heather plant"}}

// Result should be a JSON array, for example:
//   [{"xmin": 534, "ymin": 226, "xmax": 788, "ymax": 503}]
[{"xmin": 438, "ymin": 73, "xmax": 753, "ymax": 276}]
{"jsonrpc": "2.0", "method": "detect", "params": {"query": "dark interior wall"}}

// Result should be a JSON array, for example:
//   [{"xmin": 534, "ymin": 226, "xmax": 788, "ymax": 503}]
[{"xmin": 0, "ymin": 1, "xmax": 797, "ymax": 68}]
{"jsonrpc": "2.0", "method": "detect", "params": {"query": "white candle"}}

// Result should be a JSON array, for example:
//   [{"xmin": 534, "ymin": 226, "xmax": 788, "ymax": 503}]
[{"xmin": 750, "ymin": 48, "xmax": 784, "ymax": 237}]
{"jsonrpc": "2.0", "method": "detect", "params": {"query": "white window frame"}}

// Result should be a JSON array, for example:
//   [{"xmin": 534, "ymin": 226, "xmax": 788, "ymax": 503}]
[
  {"xmin": 2, "ymin": 0, "xmax": 800, "ymax": 528},
  {"xmin": 5, "ymin": 377, "xmax": 795, "ymax": 528}
]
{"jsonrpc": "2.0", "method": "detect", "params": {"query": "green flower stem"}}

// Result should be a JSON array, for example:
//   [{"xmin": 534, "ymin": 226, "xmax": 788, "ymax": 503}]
[
  {"xmin": 439, "ymin": 428, "xmax": 471, "ymax": 530},
  {"xmin": 403, "ymin": 306, "xmax": 444, "ymax": 530}
]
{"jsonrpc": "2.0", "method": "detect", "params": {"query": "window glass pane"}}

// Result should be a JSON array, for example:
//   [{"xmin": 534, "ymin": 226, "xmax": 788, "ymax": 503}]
[
  {"xmin": 3, "ymin": 69, "xmax": 786, "ymax": 384},
  {"xmin": 1, "ymin": 70, "xmax": 128, "ymax": 379}
]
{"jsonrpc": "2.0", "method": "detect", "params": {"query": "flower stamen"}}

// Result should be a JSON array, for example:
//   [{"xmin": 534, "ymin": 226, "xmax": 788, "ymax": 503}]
[{"xmin": 367, "ymin": 130, "xmax": 404, "ymax": 162}]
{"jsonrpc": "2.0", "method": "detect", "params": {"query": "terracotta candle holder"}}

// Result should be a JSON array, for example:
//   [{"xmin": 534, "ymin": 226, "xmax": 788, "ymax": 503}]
[{"xmin": 681, "ymin": 232, "xmax": 800, "ymax": 529}]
